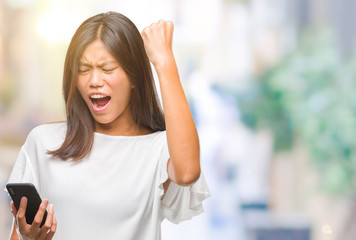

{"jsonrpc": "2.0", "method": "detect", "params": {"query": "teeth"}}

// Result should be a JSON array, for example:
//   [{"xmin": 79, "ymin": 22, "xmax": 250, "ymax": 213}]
[{"xmin": 91, "ymin": 94, "xmax": 106, "ymax": 99}]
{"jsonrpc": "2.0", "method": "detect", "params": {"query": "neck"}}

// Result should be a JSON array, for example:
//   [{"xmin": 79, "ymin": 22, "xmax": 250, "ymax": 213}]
[{"xmin": 95, "ymin": 121, "xmax": 139, "ymax": 136}]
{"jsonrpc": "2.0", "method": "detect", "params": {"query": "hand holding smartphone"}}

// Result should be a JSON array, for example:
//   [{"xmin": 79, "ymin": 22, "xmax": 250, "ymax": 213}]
[
  {"xmin": 6, "ymin": 183, "xmax": 48, "ymax": 227},
  {"xmin": 6, "ymin": 183, "xmax": 57, "ymax": 239}
]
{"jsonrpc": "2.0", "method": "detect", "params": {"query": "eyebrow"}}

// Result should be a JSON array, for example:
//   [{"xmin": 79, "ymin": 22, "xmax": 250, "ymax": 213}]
[{"xmin": 79, "ymin": 60, "xmax": 118, "ymax": 68}]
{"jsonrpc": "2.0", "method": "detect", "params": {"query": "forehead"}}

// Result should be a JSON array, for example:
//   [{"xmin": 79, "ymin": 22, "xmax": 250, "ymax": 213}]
[{"xmin": 80, "ymin": 39, "xmax": 117, "ymax": 63}]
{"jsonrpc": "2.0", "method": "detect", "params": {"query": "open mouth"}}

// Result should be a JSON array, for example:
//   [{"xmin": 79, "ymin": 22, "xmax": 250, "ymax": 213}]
[{"xmin": 90, "ymin": 94, "xmax": 111, "ymax": 111}]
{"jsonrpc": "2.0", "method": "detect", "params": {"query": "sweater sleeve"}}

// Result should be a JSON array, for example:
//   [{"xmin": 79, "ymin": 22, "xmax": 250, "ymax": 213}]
[
  {"xmin": 158, "ymin": 132, "xmax": 211, "ymax": 224},
  {"xmin": 5, "ymin": 147, "xmax": 38, "ymax": 189}
]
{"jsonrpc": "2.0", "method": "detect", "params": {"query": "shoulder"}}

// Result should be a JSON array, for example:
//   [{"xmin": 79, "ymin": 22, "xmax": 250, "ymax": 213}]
[
  {"xmin": 149, "ymin": 130, "xmax": 168, "ymax": 153},
  {"xmin": 125, "ymin": 130, "xmax": 167, "ymax": 150},
  {"xmin": 146, "ymin": 130, "xmax": 167, "ymax": 144},
  {"xmin": 25, "ymin": 122, "xmax": 66, "ymax": 147},
  {"xmin": 131, "ymin": 130, "xmax": 166, "ymax": 142},
  {"xmin": 28, "ymin": 122, "xmax": 66, "ymax": 138}
]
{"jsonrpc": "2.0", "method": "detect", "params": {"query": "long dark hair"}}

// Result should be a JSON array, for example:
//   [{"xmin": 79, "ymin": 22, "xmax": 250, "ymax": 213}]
[{"xmin": 48, "ymin": 12, "xmax": 165, "ymax": 161}]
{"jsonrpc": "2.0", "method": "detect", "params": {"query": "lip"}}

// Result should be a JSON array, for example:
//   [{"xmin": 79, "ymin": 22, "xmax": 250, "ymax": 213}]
[
  {"xmin": 88, "ymin": 92, "xmax": 109, "ymax": 98},
  {"xmin": 88, "ymin": 92, "xmax": 111, "ymax": 113}
]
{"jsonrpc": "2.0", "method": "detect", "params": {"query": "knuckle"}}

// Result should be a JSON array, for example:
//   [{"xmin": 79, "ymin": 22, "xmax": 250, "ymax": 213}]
[
  {"xmin": 44, "ymin": 223, "xmax": 51, "ymax": 229},
  {"xmin": 33, "ymin": 219, "xmax": 42, "ymax": 225},
  {"xmin": 142, "ymin": 28, "xmax": 150, "ymax": 35},
  {"xmin": 51, "ymin": 226, "xmax": 57, "ymax": 234}
]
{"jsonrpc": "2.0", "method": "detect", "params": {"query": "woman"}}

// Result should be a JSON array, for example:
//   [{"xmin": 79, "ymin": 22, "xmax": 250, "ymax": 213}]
[{"xmin": 6, "ymin": 12, "xmax": 210, "ymax": 240}]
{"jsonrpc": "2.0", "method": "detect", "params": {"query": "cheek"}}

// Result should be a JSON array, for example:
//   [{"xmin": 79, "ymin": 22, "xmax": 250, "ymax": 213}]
[
  {"xmin": 113, "ymin": 85, "xmax": 132, "ymax": 105},
  {"xmin": 77, "ymin": 78, "xmax": 83, "ymax": 91},
  {"xmin": 110, "ymin": 75, "xmax": 132, "ymax": 99}
]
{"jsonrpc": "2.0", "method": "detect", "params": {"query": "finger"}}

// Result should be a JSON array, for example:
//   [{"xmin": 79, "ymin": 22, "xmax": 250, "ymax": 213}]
[
  {"xmin": 39, "ymin": 204, "xmax": 54, "ymax": 239},
  {"xmin": 11, "ymin": 200, "xmax": 17, "ymax": 211},
  {"xmin": 45, "ymin": 215, "xmax": 57, "ymax": 240},
  {"xmin": 11, "ymin": 201, "xmax": 18, "ymax": 217},
  {"xmin": 150, "ymin": 22, "xmax": 157, "ymax": 28},
  {"xmin": 17, "ymin": 197, "xmax": 28, "ymax": 227},
  {"xmin": 141, "ymin": 27, "xmax": 151, "ymax": 39},
  {"xmin": 166, "ymin": 21, "xmax": 174, "ymax": 30},
  {"xmin": 31, "ymin": 199, "xmax": 49, "ymax": 229},
  {"xmin": 11, "ymin": 201, "xmax": 19, "ymax": 228},
  {"xmin": 165, "ymin": 21, "xmax": 174, "ymax": 43}
]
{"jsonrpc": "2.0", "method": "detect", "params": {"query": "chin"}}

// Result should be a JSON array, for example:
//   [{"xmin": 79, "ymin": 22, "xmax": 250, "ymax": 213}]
[{"xmin": 93, "ymin": 115, "xmax": 115, "ymax": 125}]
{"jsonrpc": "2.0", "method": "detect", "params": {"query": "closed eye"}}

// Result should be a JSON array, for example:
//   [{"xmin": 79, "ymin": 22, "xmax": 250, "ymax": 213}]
[
  {"xmin": 79, "ymin": 69, "xmax": 89, "ymax": 74},
  {"xmin": 103, "ymin": 67, "xmax": 117, "ymax": 73}
]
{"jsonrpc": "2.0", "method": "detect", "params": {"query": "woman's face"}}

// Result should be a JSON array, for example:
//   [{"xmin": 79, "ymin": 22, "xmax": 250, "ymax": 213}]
[{"xmin": 77, "ymin": 39, "xmax": 133, "ymax": 133}]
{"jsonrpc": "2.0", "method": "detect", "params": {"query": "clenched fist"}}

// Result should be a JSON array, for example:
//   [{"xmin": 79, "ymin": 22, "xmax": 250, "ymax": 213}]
[{"xmin": 141, "ymin": 20, "xmax": 174, "ymax": 68}]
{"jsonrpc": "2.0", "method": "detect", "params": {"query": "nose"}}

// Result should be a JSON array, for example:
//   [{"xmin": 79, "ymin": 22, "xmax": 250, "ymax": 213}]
[{"xmin": 89, "ymin": 70, "xmax": 104, "ymax": 88}]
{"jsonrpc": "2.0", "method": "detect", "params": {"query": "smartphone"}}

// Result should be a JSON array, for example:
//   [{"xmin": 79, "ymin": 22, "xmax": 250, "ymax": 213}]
[{"xmin": 6, "ymin": 183, "xmax": 47, "ymax": 228}]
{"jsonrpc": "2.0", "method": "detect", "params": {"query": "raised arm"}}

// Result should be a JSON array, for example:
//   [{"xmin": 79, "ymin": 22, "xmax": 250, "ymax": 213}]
[{"xmin": 142, "ymin": 20, "xmax": 201, "ymax": 186}]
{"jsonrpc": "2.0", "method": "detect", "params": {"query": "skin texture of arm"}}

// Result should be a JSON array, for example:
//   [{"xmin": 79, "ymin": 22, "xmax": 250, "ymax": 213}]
[
  {"xmin": 10, "ymin": 223, "xmax": 19, "ymax": 240},
  {"xmin": 141, "ymin": 20, "xmax": 201, "ymax": 186}
]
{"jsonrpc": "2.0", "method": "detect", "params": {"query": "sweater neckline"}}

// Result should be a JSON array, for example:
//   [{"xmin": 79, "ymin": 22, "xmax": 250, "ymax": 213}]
[{"xmin": 94, "ymin": 131, "xmax": 162, "ymax": 139}]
